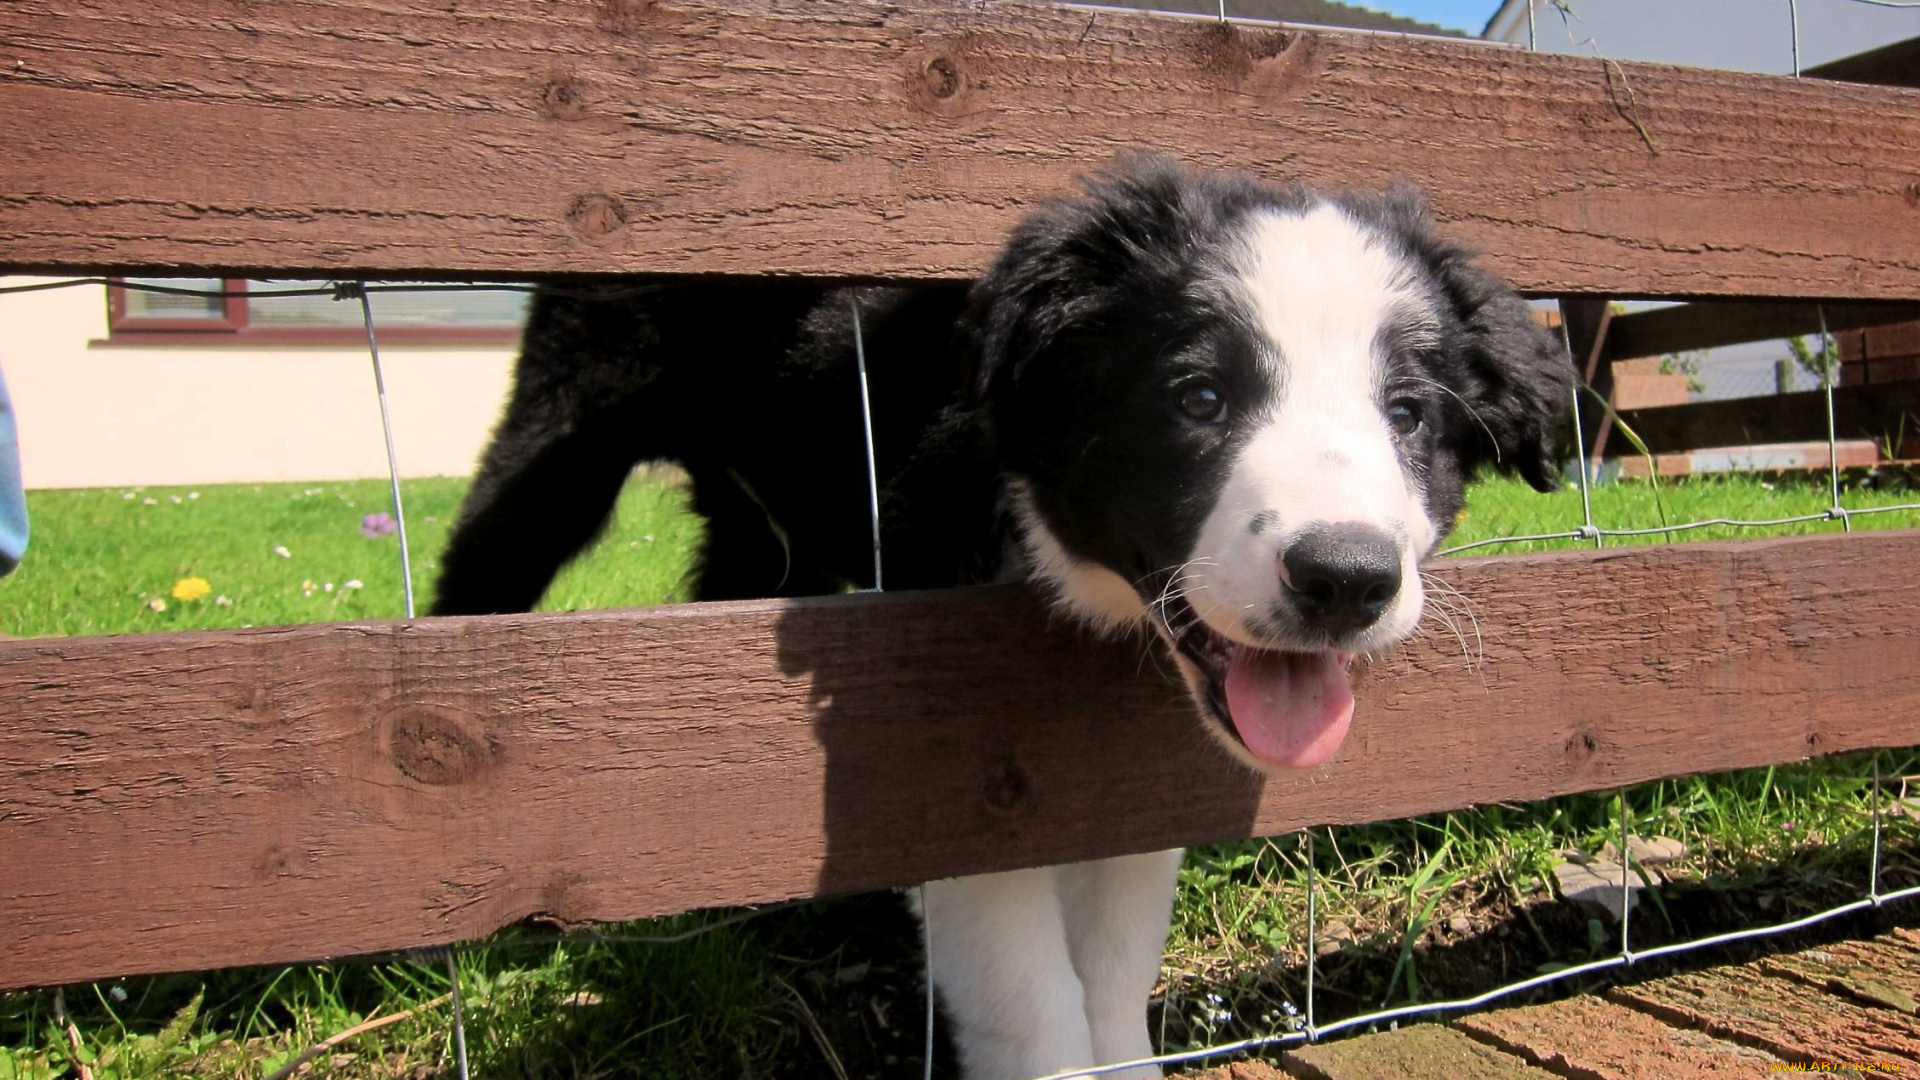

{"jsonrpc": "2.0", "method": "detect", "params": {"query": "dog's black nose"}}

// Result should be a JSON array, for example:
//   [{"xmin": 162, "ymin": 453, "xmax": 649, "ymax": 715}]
[{"xmin": 1281, "ymin": 522, "xmax": 1402, "ymax": 636}]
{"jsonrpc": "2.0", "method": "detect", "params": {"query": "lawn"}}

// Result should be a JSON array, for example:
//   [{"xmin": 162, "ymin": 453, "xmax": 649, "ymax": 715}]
[
  {"xmin": 0, "ymin": 471, "xmax": 700, "ymax": 639},
  {"xmin": 2, "ymin": 467, "xmax": 1917, "ymax": 1079}
]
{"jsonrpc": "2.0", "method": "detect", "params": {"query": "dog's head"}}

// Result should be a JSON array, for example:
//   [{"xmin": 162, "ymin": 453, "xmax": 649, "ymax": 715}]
[{"xmin": 962, "ymin": 156, "xmax": 1573, "ymax": 773}]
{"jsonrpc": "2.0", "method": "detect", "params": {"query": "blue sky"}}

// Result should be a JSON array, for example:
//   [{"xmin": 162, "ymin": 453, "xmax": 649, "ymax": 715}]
[{"xmin": 1357, "ymin": 0, "xmax": 1504, "ymax": 33}]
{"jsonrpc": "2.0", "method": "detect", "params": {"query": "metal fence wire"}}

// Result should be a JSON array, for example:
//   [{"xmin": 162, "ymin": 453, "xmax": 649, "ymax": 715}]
[
  {"xmin": 6, "ymin": 3, "xmax": 1920, "ymax": 1072},
  {"xmin": 6, "ymin": 263, "xmax": 1916, "ymax": 1079}
]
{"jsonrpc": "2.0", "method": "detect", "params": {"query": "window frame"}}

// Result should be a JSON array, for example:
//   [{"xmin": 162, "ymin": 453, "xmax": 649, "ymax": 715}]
[{"xmin": 100, "ymin": 278, "xmax": 523, "ymax": 347}]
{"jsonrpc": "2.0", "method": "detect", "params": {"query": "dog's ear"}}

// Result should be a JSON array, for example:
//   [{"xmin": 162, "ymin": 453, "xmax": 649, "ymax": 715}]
[
  {"xmin": 1447, "ymin": 267, "xmax": 1575, "ymax": 492},
  {"xmin": 1377, "ymin": 187, "xmax": 1575, "ymax": 492},
  {"xmin": 957, "ymin": 153, "xmax": 1215, "ymax": 450}
]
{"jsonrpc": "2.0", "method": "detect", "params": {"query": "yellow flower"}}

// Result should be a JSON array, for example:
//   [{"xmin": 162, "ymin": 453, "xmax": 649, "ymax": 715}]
[
  {"xmin": 171, "ymin": 576, "xmax": 212, "ymax": 603},
  {"xmin": 146, "ymin": 598, "xmax": 167, "ymax": 613}
]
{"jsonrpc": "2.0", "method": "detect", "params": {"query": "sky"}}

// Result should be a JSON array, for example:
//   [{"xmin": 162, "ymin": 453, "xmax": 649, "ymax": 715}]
[{"xmin": 1355, "ymin": 0, "xmax": 1503, "ymax": 33}]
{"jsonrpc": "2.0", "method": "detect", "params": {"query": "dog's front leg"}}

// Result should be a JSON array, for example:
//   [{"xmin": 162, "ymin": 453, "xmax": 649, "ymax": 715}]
[
  {"xmin": 920, "ymin": 867, "xmax": 1096, "ymax": 1080},
  {"xmin": 1061, "ymin": 848, "xmax": 1184, "ymax": 1078}
]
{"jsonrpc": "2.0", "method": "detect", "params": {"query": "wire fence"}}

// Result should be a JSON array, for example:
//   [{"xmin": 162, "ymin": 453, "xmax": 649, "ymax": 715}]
[
  {"xmin": 5, "ymin": 2, "xmax": 1920, "ymax": 1076},
  {"xmin": 6, "ymin": 268, "xmax": 1917, "ymax": 1078}
]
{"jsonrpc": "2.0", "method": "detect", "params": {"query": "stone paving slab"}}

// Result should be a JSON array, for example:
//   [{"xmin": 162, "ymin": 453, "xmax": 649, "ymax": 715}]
[
  {"xmin": 1610, "ymin": 958, "xmax": 1920, "ymax": 1067},
  {"xmin": 1458, "ymin": 994, "xmax": 1780, "ymax": 1078},
  {"xmin": 1757, "ymin": 933, "xmax": 1920, "ymax": 1015},
  {"xmin": 1280, "ymin": 1024, "xmax": 1555, "ymax": 1080},
  {"xmin": 1171, "ymin": 927, "xmax": 1920, "ymax": 1078},
  {"xmin": 1170, "ymin": 1064, "xmax": 1291, "ymax": 1080}
]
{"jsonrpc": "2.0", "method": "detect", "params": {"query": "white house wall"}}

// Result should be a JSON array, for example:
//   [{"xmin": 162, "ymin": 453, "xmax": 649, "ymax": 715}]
[{"xmin": 0, "ymin": 278, "xmax": 515, "ymax": 490}]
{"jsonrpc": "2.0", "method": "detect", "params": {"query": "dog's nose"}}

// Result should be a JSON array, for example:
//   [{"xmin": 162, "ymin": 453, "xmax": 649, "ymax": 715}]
[{"xmin": 1280, "ymin": 522, "xmax": 1402, "ymax": 636}]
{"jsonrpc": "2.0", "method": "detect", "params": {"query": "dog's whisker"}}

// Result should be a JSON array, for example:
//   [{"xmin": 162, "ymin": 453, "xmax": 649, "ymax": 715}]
[
  {"xmin": 1401, "ymin": 374, "xmax": 1501, "ymax": 463},
  {"xmin": 1419, "ymin": 573, "xmax": 1485, "ymax": 667}
]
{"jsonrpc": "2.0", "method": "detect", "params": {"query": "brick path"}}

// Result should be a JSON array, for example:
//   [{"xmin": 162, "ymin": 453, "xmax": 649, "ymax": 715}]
[{"xmin": 1175, "ymin": 927, "xmax": 1920, "ymax": 1079}]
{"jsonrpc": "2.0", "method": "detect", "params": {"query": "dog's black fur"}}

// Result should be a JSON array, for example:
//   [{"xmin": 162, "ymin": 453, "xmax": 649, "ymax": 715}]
[
  {"xmin": 433, "ymin": 157, "xmax": 1570, "ymax": 621},
  {"xmin": 431, "ymin": 281, "xmax": 993, "ymax": 613}
]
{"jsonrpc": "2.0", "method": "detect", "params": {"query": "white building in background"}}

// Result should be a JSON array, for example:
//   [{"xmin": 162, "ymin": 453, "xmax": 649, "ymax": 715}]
[
  {"xmin": 1485, "ymin": 0, "xmax": 1920, "ymax": 403},
  {"xmin": 1483, "ymin": 0, "xmax": 1920, "ymax": 73},
  {"xmin": 0, "ymin": 279, "xmax": 517, "ymax": 489}
]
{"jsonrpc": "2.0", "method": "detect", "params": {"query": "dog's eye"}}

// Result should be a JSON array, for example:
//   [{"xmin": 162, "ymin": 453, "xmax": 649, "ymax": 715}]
[
  {"xmin": 1386, "ymin": 399, "xmax": 1423, "ymax": 437},
  {"xmin": 1177, "ymin": 381, "xmax": 1228, "ymax": 424}
]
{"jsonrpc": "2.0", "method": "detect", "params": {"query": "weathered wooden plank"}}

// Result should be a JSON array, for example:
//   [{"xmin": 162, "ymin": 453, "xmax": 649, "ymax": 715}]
[
  {"xmin": 1604, "ymin": 302, "xmax": 1920, "ymax": 363},
  {"xmin": 4, "ymin": 0, "xmax": 1920, "ymax": 297},
  {"xmin": 1808, "ymin": 34, "xmax": 1920, "ymax": 90},
  {"xmin": 1614, "ymin": 381, "xmax": 1920, "ymax": 456},
  {"xmin": 3, "ymin": 532, "xmax": 1920, "ymax": 989}
]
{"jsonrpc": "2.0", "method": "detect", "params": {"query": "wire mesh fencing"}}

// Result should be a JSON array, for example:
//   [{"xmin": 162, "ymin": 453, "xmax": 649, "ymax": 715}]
[
  {"xmin": 5, "ymin": 9, "xmax": 1920, "ymax": 1071},
  {"xmin": 3, "ymin": 268, "xmax": 1916, "ymax": 1078}
]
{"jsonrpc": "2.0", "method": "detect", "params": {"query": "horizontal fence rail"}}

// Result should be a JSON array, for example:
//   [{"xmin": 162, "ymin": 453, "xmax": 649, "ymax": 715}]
[
  {"xmin": 4, "ymin": 531, "xmax": 1919, "ymax": 991},
  {"xmin": 3, "ymin": 0, "xmax": 1920, "ymax": 297},
  {"xmin": 1617, "ymin": 380, "xmax": 1920, "ymax": 456},
  {"xmin": 1603, "ymin": 301, "xmax": 1920, "ymax": 363}
]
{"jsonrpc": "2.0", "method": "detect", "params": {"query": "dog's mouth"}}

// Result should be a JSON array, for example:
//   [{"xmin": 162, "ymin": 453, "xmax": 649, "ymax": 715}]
[{"xmin": 1158, "ymin": 596, "xmax": 1356, "ymax": 770}]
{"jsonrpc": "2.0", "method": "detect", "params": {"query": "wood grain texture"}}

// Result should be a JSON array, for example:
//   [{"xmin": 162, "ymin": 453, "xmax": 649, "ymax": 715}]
[
  {"xmin": 4, "ymin": 0, "xmax": 1920, "ymax": 297},
  {"xmin": 5, "ymin": 531, "xmax": 1920, "ymax": 990}
]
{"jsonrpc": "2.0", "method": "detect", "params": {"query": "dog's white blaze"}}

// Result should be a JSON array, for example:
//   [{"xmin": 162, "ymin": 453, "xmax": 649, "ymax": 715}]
[{"xmin": 1185, "ymin": 204, "xmax": 1437, "ymax": 652}]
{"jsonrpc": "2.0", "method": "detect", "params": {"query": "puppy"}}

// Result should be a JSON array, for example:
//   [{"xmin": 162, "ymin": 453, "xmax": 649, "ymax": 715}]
[{"xmin": 432, "ymin": 155, "xmax": 1573, "ymax": 1080}]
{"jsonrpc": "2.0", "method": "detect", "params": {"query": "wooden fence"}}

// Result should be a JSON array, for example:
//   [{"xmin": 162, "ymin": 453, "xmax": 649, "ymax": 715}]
[
  {"xmin": 1569, "ymin": 300, "xmax": 1920, "ymax": 462},
  {"xmin": 4, "ymin": 0, "xmax": 1920, "ymax": 994}
]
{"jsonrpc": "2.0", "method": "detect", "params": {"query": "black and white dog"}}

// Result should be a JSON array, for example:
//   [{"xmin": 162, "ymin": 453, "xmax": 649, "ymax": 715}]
[{"xmin": 433, "ymin": 156, "xmax": 1572, "ymax": 1080}]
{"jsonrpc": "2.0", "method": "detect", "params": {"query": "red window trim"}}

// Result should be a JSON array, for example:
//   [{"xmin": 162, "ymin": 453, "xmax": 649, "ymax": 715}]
[{"xmin": 98, "ymin": 278, "xmax": 522, "ymax": 347}]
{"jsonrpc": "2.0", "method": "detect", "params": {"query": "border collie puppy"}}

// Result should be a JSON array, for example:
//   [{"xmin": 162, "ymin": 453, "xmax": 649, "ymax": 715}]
[{"xmin": 433, "ymin": 155, "xmax": 1573, "ymax": 1080}]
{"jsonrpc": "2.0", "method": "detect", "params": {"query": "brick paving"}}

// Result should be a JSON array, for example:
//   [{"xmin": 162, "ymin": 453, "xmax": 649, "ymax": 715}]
[{"xmin": 1171, "ymin": 929, "xmax": 1918, "ymax": 1079}]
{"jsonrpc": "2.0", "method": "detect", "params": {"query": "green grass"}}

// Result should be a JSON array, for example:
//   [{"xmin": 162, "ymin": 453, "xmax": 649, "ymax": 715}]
[
  {"xmin": 3, "ymin": 468, "xmax": 1917, "ymax": 1078},
  {"xmin": 0, "ymin": 472, "xmax": 702, "ymax": 638},
  {"xmin": 1447, "ymin": 468, "xmax": 1920, "ymax": 554}
]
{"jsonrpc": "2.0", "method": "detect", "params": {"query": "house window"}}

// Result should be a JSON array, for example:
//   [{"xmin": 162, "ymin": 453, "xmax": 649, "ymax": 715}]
[{"xmin": 104, "ymin": 279, "xmax": 530, "ymax": 346}]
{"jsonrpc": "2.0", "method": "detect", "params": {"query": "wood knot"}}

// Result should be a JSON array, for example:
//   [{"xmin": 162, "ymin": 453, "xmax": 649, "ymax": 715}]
[
  {"xmin": 906, "ymin": 45, "xmax": 979, "ymax": 117},
  {"xmin": 1565, "ymin": 731, "xmax": 1599, "ymax": 763},
  {"xmin": 540, "ymin": 75, "xmax": 589, "ymax": 121},
  {"xmin": 594, "ymin": 0, "xmax": 654, "ymax": 34},
  {"xmin": 255, "ymin": 843, "xmax": 299, "ymax": 879},
  {"xmin": 384, "ymin": 708, "xmax": 493, "ymax": 786},
  {"xmin": 1905, "ymin": 180, "xmax": 1920, "ymax": 210},
  {"xmin": 566, "ymin": 193, "xmax": 629, "ymax": 243},
  {"xmin": 981, "ymin": 758, "xmax": 1034, "ymax": 817},
  {"xmin": 1198, "ymin": 23, "xmax": 1317, "ymax": 95},
  {"xmin": 924, "ymin": 56, "xmax": 962, "ymax": 99},
  {"xmin": 233, "ymin": 683, "xmax": 277, "ymax": 725}
]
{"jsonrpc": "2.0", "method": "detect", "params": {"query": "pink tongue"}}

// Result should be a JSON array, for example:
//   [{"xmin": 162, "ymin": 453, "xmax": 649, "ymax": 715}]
[{"xmin": 1222, "ymin": 649, "xmax": 1355, "ymax": 769}]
